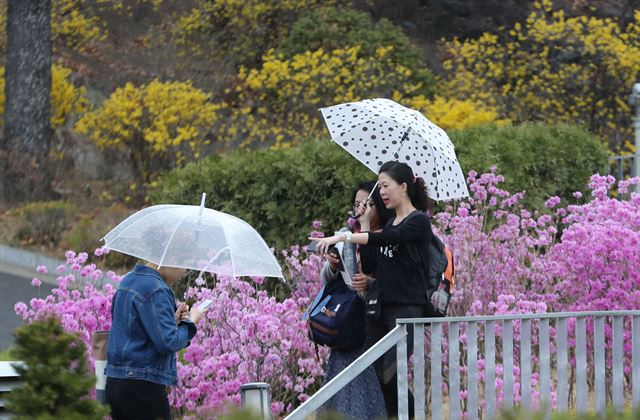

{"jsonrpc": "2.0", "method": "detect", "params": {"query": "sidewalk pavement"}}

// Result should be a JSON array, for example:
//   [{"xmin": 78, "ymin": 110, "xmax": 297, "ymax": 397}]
[{"xmin": 0, "ymin": 244, "xmax": 63, "ymax": 285}]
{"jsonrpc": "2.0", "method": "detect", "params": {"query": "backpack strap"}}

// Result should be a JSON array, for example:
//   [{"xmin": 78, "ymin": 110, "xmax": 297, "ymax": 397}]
[{"xmin": 444, "ymin": 246, "xmax": 455, "ymax": 292}]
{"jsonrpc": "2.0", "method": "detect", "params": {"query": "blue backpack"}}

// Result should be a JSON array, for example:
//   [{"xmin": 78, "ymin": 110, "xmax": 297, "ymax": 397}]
[{"xmin": 303, "ymin": 274, "xmax": 366, "ymax": 351}]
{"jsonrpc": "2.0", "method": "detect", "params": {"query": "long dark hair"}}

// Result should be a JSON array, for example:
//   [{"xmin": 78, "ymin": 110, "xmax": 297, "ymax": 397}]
[
  {"xmin": 350, "ymin": 180, "xmax": 394, "ymax": 227},
  {"xmin": 378, "ymin": 161, "xmax": 430, "ymax": 212}
]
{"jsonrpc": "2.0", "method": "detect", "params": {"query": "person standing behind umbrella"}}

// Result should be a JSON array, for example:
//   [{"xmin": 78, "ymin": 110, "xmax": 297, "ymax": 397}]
[
  {"xmin": 311, "ymin": 161, "xmax": 436, "ymax": 417},
  {"xmin": 105, "ymin": 262, "xmax": 206, "ymax": 420},
  {"xmin": 317, "ymin": 180, "xmax": 392, "ymax": 419}
]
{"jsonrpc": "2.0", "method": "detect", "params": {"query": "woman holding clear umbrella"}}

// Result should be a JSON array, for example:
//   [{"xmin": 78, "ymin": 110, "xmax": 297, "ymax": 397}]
[
  {"xmin": 105, "ymin": 262, "xmax": 207, "ymax": 420},
  {"xmin": 101, "ymin": 196, "xmax": 284, "ymax": 419},
  {"xmin": 311, "ymin": 161, "xmax": 437, "ymax": 418}
]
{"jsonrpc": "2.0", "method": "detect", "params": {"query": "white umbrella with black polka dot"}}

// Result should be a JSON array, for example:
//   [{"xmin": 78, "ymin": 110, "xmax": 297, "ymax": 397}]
[{"xmin": 319, "ymin": 98, "xmax": 469, "ymax": 201}]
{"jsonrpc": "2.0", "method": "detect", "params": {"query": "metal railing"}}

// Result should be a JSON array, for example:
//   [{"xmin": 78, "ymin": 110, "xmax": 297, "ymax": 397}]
[
  {"xmin": 0, "ymin": 361, "xmax": 21, "ymax": 419},
  {"xmin": 286, "ymin": 325, "xmax": 407, "ymax": 419},
  {"xmin": 288, "ymin": 310, "xmax": 640, "ymax": 420},
  {"xmin": 609, "ymin": 154, "xmax": 639, "ymax": 181}
]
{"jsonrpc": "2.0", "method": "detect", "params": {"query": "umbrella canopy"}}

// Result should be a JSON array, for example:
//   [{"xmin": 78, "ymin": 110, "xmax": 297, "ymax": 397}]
[
  {"xmin": 102, "ymin": 196, "xmax": 283, "ymax": 278},
  {"xmin": 319, "ymin": 98, "xmax": 469, "ymax": 201}
]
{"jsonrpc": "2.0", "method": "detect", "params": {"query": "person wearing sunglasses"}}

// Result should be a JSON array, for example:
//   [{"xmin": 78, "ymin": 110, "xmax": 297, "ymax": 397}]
[{"xmin": 317, "ymin": 179, "xmax": 393, "ymax": 419}]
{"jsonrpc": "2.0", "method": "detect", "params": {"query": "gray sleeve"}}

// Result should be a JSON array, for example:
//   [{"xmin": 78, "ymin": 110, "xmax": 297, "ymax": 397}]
[{"xmin": 319, "ymin": 260, "xmax": 339, "ymax": 284}]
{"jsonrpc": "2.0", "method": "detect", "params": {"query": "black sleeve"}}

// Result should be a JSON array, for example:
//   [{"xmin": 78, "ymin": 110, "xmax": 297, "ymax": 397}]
[
  {"xmin": 360, "ymin": 244, "xmax": 377, "ymax": 275},
  {"xmin": 366, "ymin": 212, "xmax": 430, "ymax": 246}
]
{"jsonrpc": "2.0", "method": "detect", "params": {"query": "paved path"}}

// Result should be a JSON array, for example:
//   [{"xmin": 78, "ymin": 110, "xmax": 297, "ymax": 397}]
[
  {"xmin": 0, "ymin": 271, "xmax": 54, "ymax": 351},
  {"xmin": 0, "ymin": 245, "xmax": 61, "ymax": 352}
]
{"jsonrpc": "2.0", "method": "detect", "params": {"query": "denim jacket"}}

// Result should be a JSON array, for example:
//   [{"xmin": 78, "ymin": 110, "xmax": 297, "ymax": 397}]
[{"xmin": 106, "ymin": 265, "xmax": 196, "ymax": 386}]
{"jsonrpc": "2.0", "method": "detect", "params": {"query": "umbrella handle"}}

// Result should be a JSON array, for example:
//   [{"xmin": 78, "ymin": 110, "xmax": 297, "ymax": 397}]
[
  {"xmin": 199, "ymin": 193, "xmax": 207, "ymax": 216},
  {"xmin": 367, "ymin": 180, "xmax": 379, "ymax": 201},
  {"xmin": 366, "ymin": 127, "xmax": 410, "ymax": 202}
]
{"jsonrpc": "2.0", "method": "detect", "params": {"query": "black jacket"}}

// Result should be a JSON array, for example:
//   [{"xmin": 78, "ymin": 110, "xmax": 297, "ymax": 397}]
[{"xmin": 361, "ymin": 210, "xmax": 432, "ymax": 306}]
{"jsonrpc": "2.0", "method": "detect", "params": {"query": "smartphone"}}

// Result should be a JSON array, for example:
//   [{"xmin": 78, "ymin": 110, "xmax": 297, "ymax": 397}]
[
  {"xmin": 307, "ymin": 241, "xmax": 336, "ymax": 254},
  {"xmin": 307, "ymin": 242, "xmax": 344, "ymax": 270},
  {"xmin": 331, "ymin": 248, "xmax": 345, "ymax": 271},
  {"xmin": 197, "ymin": 299, "xmax": 213, "ymax": 310}
]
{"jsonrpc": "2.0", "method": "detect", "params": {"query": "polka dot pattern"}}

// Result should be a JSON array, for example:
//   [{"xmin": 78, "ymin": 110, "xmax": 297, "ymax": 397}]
[{"xmin": 319, "ymin": 98, "xmax": 469, "ymax": 201}]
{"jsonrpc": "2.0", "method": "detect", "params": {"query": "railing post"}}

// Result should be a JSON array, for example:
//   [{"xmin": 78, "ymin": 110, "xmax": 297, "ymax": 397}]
[
  {"xmin": 448, "ymin": 322, "xmax": 461, "ymax": 419},
  {"xmin": 634, "ymin": 315, "xmax": 640, "ymax": 409},
  {"xmin": 576, "ymin": 317, "xmax": 587, "ymax": 413},
  {"xmin": 556, "ymin": 317, "xmax": 569, "ymax": 411},
  {"xmin": 485, "ymin": 321, "xmax": 496, "ymax": 420},
  {"xmin": 520, "ymin": 319, "xmax": 532, "ymax": 410},
  {"xmin": 414, "ymin": 323, "xmax": 426, "ymax": 420},
  {"xmin": 539, "ymin": 318, "xmax": 551, "ymax": 420},
  {"xmin": 467, "ymin": 321, "xmax": 478, "ymax": 420},
  {"xmin": 617, "ymin": 158, "xmax": 624, "ymax": 182},
  {"xmin": 430, "ymin": 323, "xmax": 442, "ymax": 420},
  {"xmin": 397, "ymin": 324, "xmax": 409, "ymax": 420},
  {"xmin": 502, "ymin": 320, "xmax": 514, "ymax": 410},
  {"xmin": 594, "ymin": 316, "xmax": 606, "ymax": 416},
  {"xmin": 612, "ymin": 316, "xmax": 624, "ymax": 411}
]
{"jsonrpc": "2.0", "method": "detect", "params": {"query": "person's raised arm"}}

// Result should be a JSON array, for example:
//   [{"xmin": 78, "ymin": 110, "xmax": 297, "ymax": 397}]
[
  {"xmin": 366, "ymin": 212, "xmax": 429, "ymax": 246},
  {"xmin": 310, "ymin": 212, "xmax": 430, "ymax": 253},
  {"xmin": 135, "ymin": 289, "xmax": 197, "ymax": 355}
]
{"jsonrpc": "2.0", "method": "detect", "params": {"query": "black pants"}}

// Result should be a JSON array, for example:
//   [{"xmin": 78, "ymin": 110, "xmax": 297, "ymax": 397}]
[
  {"xmin": 106, "ymin": 377, "xmax": 172, "ymax": 420},
  {"xmin": 366, "ymin": 304, "xmax": 429, "ymax": 418}
]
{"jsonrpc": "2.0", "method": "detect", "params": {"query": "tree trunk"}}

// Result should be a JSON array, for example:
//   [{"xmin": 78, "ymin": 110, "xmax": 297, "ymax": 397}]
[{"xmin": 0, "ymin": 0, "xmax": 53, "ymax": 205}]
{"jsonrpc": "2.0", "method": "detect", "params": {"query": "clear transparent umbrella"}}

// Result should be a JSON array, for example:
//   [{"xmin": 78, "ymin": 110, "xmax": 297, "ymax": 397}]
[{"xmin": 101, "ymin": 194, "xmax": 283, "ymax": 278}]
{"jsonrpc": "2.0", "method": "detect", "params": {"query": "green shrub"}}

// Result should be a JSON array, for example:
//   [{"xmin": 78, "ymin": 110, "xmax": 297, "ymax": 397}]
[
  {"xmin": 6, "ymin": 317, "xmax": 109, "ymax": 419},
  {"xmin": 451, "ymin": 123, "xmax": 609, "ymax": 208},
  {"xmin": 64, "ymin": 214, "xmax": 101, "ymax": 252},
  {"xmin": 279, "ymin": 7, "xmax": 435, "ymax": 95},
  {"xmin": 13, "ymin": 201, "xmax": 77, "ymax": 246},
  {"xmin": 0, "ymin": 347, "xmax": 16, "ymax": 361},
  {"xmin": 152, "ymin": 123, "xmax": 608, "ymax": 248},
  {"xmin": 62, "ymin": 205, "xmax": 138, "ymax": 270},
  {"xmin": 151, "ymin": 140, "xmax": 371, "ymax": 249}
]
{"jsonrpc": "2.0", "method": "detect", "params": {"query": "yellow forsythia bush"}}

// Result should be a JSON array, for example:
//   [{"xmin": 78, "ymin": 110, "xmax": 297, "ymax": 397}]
[
  {"xmin": 75, "ymin": 79, "xmax": 225, "ymax": 185},
  {"xmin": 0, "ymin": 64, "xmax": 87, "ymax": 128},
  {"xmin": 400, "ymin": 95, "xmax": 508, "ymax": 131},
  {"xmin": 174, "ymin": 0, "xmax": 335, "ymax": 62},
  {"xmin": 219, "ymin": 46, "xmax": 438, "ymax": 148},
  {"xmin": 216, "ymin": 46, "xmax": 503, "ymax": 148},
  {"xmin": 52, "ymin": 0, "xmax": 106, "ymax": 50},
  {"xmin": 0, "ymin": 0, "xmax": 163, "ymax": 53},
  {"xmin": 50, "ymin": 65, "xmax": 89, "ymax": 127},
  {"xmin": 440, "ymin": 0, "xmax": 640, "ymax": 151}
]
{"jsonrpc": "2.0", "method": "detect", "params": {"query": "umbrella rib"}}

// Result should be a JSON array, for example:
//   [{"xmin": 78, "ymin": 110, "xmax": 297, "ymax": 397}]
[
  {"xmin": 220, "ymin": 223, "xmax": 237, "ymax": 278},
  {"xmin": 157, "ymin": 211, "xmax": 191, "ymax": 268},
  {"xmin": 101, "ymin": 205, "xmax": 180, "ymax": 243}
]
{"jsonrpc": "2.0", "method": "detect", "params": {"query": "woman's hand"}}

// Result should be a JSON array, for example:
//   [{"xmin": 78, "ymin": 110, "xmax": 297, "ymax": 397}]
[
  {"xmin": 327, "ymin": 251, "xmax": 340, "ymax": 272},
  {"xmin": 352, "ymin": 273, "xmax": 369, "ymax": 293},
  {"xmin": 189, "ymin": 305, "xmax": 206, "ymax": 324},
  {"xmin": 175, "ymin": 302, "xmax": 188, "ymax": 325},
  {"xmin": 359, "ymin": 200, "xmax": 373, "ymax": 231},
  {"xmin": 309, "ymin": 234, "xmax": 343, "ymax": 254}
]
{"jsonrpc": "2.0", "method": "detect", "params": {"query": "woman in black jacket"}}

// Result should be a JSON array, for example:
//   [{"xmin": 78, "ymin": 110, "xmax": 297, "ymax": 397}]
[{"xmin": 311, "ymin": 161, "xmax": 435, "ymax": 417}]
